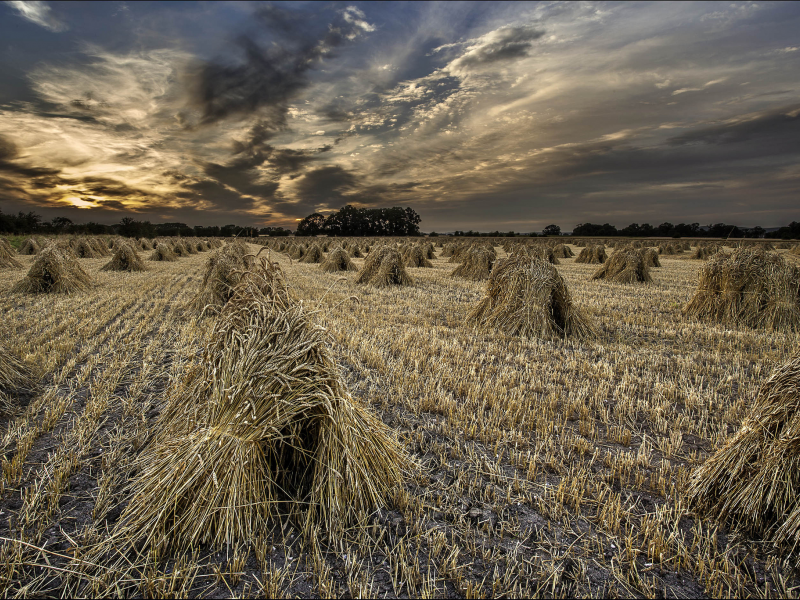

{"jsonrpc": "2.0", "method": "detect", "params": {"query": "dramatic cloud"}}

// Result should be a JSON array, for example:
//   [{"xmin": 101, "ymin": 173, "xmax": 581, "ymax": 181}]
[
  {"xmin": 0, "ymin": 1, "xmax": 798, "ymax": 230},
  {"xmin": 5, "ymin": 1, "xmax": 67, "ymax": 32}
]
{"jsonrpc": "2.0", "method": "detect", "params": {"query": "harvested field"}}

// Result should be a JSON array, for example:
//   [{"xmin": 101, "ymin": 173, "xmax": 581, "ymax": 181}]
[{"xmin": 0, "ymin": 238, "xmax": 798, "ymax": 598}]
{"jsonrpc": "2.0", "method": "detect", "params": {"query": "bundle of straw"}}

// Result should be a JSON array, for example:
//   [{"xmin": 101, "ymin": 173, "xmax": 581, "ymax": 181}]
[
  {"xmin": 403, "ymin": 245, "xmax": 433, "ymax": 268},
  {"xmin": 468, "ymin": 256, "xmax": 596, "ymax": 340},
  {"xmin": 690, "ymin": 244, "xmax": 721, "ymax": 260},
  {"xmin": 12, "ymin": 245, "xmax": 93, "ymax": 294},
  {"xmin": 639, "ymin": 247, "xmax": 661, "ymax": 268},
  {"xmin": 189, "ymin": 241, "xmax": 255, "ymax": 315},
  {"xmin": 355, "ymin": 247, "xmax": 413, "ymax": 287},
  {"xmin": 18, "ymin": 237, "xmax": 41, "ymax": 255},
  {"xmin": 290, "ymin": 244, "xmax": 307, "ymax": 260},
  {"xmin": 0, "ymin": 238, "xmax": 22, "ymax": 268},
  {"xmin": 591, "ymin": 249, "xmax": 651, "ymax": 283},
  {"xmin": 171, "ymin": 239, "xmax": 191, "ymax": 257},
  {"xmin": 683, "ymin": 247, "xmax": 800, "ymax": 331},
  {"xmin": 101, "ymin": 242, "xmax": 147, "ymax": 272},
  {"xmin": 72, "ymin": 238, "xmax": 97, "ymax": 258},
  {"xmin": 110, "ymin": 259, "xmax": 408, "ymax": 555},
  {"xmin": 451, "ymin": 247, "xmax": 494, "ymax": 280},
  {"xmin": 90, "ymin": 237, "xmax": 112, "ymax": 256},
  {"xmin": 149, "ymin": 242, "xmax": 178, "ymax": 262},
  {"xmin": 301, "ymin": 244, "xmax": 324, "ymax": 264},
  {"xmin": 575, "ymin": 245, "xmax": 606, "ymax": 264},
  {"xmin": 689, "ymin": 353, "xmax": 800, "ymax": 554},
  {"xmin": 320, "ymin": 247, "xmax": 357, "ymax": 272},
  {"xmin": 552, "ymin": 243, "xmax": 574, "ymax": 258}
]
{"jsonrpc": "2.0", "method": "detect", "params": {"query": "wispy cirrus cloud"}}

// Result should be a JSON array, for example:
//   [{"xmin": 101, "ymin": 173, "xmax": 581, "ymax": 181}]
[{"xmin": 5, "ymin": 1, "xmax": 66, "ymax": 32}]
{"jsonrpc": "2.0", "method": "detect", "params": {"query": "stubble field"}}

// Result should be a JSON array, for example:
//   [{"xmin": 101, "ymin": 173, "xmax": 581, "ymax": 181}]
[{"xmin": 0, "ymin": 239, "xmax": 798, "ymax": 598}]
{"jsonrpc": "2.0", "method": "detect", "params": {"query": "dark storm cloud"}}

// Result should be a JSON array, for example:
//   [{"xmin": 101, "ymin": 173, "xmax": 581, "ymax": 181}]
[
  {"xmin": 667, "ymin": 104, "xmax": 800, "ymax": 147},
  {"xmin": 74, "ymin": 176, "xmax": 154, "ymax": 199},
  {"xmin": 179, "ymin": 178, "xmax": 260, "ymax": 210},
  {"xmin": 0, "ymin": 134, "xmax": 60, "ymax": 178},
  {"xmin": 189, "ymin": 5, "xmax": 371, "ymax": 127},
  {"xmin": 294, "ymin": 165, "xmax": 358, "ymax": 205},
  {"xmin": 202, "ymin": 160, "xmax": 280, "ymax": 198}
]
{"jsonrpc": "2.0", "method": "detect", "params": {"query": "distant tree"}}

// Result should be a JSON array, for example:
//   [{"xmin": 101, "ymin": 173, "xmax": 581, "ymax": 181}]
[
  {"xmin": 155, "ymin": 222, "xmax": 194, "ymax": 237},
  {"xmin": 542, "ymin": 224, "xmax": 561, "ymax": 236},
  {"xmin": 51, "ymin": 216, "xmax": 73, "ymax": 233},
  {"xmin": 765, "ymin": 221, "xmax": 800, "ymax": 239},
  {"xmin": 744, "ymin": 226, "xmax": 765, "ymax": 239},
  {"xmin": 194, "ymin": 225, "xmax": 221, "ymax": 237},
  {"xmin": 572, "ymin": 223, "xmax": 618, "ymax": 236},
  {"xmin": 296, "ymin": 213, "xmax": 327, "ymax": 236},
  {"xmin": 259, "ymin": 226, "xmax": 293, "ymax": 236},
  {"xmin": 117, "ymin": 217, "xmax": 155, "ymax": 238}
]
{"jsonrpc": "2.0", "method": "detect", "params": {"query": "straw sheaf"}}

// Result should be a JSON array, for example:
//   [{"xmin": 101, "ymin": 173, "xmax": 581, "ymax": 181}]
[
  {"xmin": 73, "ymin": 238, "xmax": 98, "ymax": 258},
  {"xmin": 0, "ymin": 238, "xmax": 22, "ymax": 268},
  {"xmin": 575, "ymin": 245, "xmax": 607, "ymax": 264},
  {"xmin": 683, "ymin": 247, "xmax": 800, "ymax": 331},
  {"xmin": 18, "ymin": 237, "xmax": 41, "ymax": 255},
  {"xmin": 639, "ymin": 247, "xmax": 661, "ymax": 268},
  {"xmin": 171, "ymin": 239, "xmax": 191, "ymax": 257},
  {"xmin": 355, "ymin": 247, "xmax": 413, "ymax": 287},
  {"xmin": 320, "ymin": 247, "xmax": 357, "ymax": 272},
  {"xmin": 690, "ymin": 244, "xmax": 722, "ymax": 260},
  {"xmin": 11, "ymin": 245, "xmax": 93, "ymax": 294},
  {"xmin": 591, "ymin": 249, "xmax": 652, "ymax": 283},
  {"xmin": 403, "ymin": 245, "xmax": 433, "ymax": 268},
  {"xmin": 301, "ymin": 244, "xmax": 324, "ymax": 264},
  {"xmin": 451, "ymin": 247, "xmax": 494, "ymax": 281},
  {"xmin": 101, "ymin": 242, "xmax": 147, "ymax": 272},
  {"xmin": 552, "ymin": 244, "xmax": 574, "ymax": 259},
  {"xmin": 110, "ymin": 261, "xmax": 408, "ymax": 555},
  {"xmin": 688, "ymin": 353, "xmax": 800, "ymax": 554},
  {"xmin": 468, "ymin": 256, "xmax": 597, "ymax": 340},
  {"xmin": 189, "ymin": 241, "xmax": 255, "ymax": 316},
  {"xmin": 90, "ymin": 237, "xmax": 112, "ymax": 256},
  {"xmin": 149, "ymin": 242, "xmax": 178, "ymax": 262}
]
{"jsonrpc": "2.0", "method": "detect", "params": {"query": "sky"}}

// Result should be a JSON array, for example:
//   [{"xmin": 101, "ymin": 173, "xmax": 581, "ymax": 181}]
[{"xmin": 0, "ymin": 1, "xmax": 798, "ymax": 232}]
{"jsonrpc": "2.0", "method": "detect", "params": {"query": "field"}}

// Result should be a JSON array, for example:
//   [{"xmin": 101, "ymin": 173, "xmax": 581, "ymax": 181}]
[{"xmin": 0, "ymin": 238, "xmax": 798, "ymax": 598}]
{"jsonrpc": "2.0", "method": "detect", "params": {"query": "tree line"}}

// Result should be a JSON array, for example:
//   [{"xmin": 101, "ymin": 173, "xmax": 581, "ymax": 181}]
[
  {"xmin": 3, "ymin": 204, "xmax": 797, "ymax": 239},
  {"xmin": 296, "ymin": 205, "xmax": 421, "ymax": 236},
  {"xmin": 571, "ymin": 222, "xmax": 800, "ymax": 239},
  {"xmin": 0, "ymin": 209, "xmax": 291, "ymax": 238}
]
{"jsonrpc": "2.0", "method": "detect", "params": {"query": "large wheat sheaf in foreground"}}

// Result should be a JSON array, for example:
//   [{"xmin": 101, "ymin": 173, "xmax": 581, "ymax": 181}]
[
  {"xmin": 468, "ymin": 256, "xmax": 597, "ymax": 340},
  {"xmin": 683, "ymin": 247, "xmax": 800, "ymax": 331},
  {"xmin": 689, "ymin": 353, "xmax": 800, "ymax": 555},
  {"xmin": 109, "ymin": 260, "xmax": 408, "ymax": 556}
]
